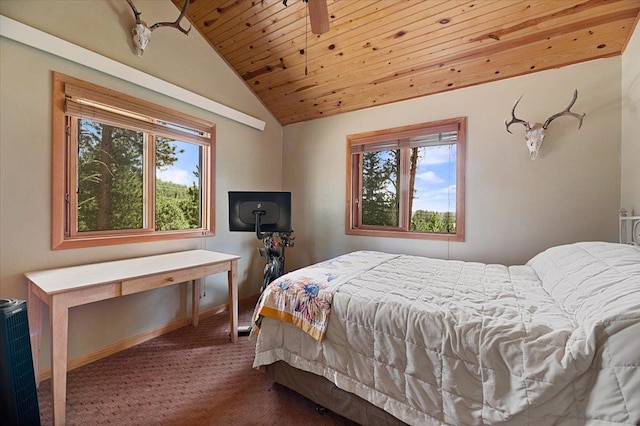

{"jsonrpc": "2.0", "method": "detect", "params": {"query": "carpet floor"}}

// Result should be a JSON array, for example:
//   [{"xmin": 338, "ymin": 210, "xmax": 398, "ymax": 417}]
[{"xmin": 36, "ymin": 303, "xmax": 356, "ymax": 425}]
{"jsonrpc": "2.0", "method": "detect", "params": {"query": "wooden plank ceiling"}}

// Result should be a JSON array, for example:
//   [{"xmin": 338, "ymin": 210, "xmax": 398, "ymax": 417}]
[{"xmin": 173, "ymin": 0, "xmax": 640, "ymax": 126}]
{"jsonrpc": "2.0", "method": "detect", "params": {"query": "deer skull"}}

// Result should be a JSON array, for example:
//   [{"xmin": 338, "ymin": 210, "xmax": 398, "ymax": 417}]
[
  {"xmin": 126, "ymin": 0, "xmax": 191, "ymax": 57},
  {"xmin": 523, "ymin": 123, "xmax": 546, "ymax": 160},
  {"xmin": 505, "ymin": 89, "xmax": 586, "ymax": 160},
  {"xmin": 132, "ymin": 23, "xmax": 152, "ymax": 56}
]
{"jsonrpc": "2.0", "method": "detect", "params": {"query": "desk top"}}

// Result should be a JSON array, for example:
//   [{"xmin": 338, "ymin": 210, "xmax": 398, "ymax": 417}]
[{"xmin": 25, "ymin": 250, "xmax": 240, "ymax": 294}]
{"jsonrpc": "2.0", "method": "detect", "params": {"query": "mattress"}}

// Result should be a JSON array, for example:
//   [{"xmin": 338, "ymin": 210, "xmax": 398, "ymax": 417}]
[{"xmin": 253, "ymin": 242, "xmax": 640, "ymax": 425}]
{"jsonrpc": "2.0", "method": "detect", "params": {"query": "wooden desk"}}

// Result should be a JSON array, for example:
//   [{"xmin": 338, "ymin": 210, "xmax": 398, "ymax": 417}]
[{"xmin": 25, "ymin": 250, "xmax": 240, "ymax": 426}]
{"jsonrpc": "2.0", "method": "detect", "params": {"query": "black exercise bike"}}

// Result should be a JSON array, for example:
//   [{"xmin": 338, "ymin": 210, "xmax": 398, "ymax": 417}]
[
  {"xmin": 251, "ymin": 209, "xmax": 294, "ymax": 291},
  {"xmin": 258, "ymin": 230, "xmax": 294, "ymax": 292}
]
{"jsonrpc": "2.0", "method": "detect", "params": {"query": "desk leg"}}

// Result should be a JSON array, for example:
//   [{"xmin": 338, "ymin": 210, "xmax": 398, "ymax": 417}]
[
  {"xmin": 228, "ymin": 259, "xmax": 238, "ymax": 343},
  {"xmin": 50, "ymin": 295, "xmax": 69, "ymax": 426},
  {"xmin": 27, "ymin": 282, "xmax": 43, "ymax": 386},
  {"xmin": 192, "ymin": 279, "xmax": 201, "ymax": 327}
]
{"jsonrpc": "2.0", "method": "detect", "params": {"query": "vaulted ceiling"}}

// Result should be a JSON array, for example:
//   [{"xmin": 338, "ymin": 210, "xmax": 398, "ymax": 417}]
[{"xmin": 172, "ymin": 0, "xmax": 640, "ymax": 126}]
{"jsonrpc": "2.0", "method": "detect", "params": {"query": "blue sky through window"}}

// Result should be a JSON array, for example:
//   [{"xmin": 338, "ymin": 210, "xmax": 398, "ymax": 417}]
[
  {"xmin": 156, "ymin": 140, "xmax": 200, "ymax": 187},
  {"xmin": 412, "ymin": 144, "xmax": 456, "ymax": 214}
]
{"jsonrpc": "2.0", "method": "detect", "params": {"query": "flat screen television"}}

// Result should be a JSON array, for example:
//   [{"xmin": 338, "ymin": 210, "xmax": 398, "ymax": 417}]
[{"xmin": 228, "ymin": 191, "xmax": 292, "ymax": 235}]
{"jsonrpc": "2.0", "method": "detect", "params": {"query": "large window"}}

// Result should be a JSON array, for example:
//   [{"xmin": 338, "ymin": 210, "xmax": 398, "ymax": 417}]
[
  {"xmin": 52, "ymin": 72, "xmax": 215, "ymax": 249},
  {"xmin": 347, "ymin": 118, "xmax": 466, "ymax": 241}
]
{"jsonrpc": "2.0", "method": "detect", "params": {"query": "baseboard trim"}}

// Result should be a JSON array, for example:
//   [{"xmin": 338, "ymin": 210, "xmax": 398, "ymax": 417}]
[{"xmin": 36, "ymin": 293, "xmax": 259, "ymax": 382}]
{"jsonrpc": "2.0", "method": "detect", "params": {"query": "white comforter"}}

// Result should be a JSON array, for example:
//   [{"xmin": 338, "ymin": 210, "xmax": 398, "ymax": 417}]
[{"xmin": 253, "ymin": 242, "xmax": 640, "ymax": 425}]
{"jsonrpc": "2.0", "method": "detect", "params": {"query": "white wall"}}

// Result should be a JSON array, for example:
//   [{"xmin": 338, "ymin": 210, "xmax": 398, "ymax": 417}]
[
  {"xmin": 283, "ymin": 58, "xmax": 622, "ymax": 268},
  {"xmin": 621, "ymin": 22, "xmax": 640, "ymax": 214},
  {"xmin": 0, "ymin": 1, "xmax": 282, "ymax": 369}
]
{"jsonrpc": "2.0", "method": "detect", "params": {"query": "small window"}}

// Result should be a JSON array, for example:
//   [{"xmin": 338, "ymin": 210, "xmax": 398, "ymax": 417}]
[
  {"xmin": 346, "ymin": 118, "xmax": 466, "ymax": 241},
  {"xmin": 52, "ymin": 73, "xmax": 215, "ymax": 249}
]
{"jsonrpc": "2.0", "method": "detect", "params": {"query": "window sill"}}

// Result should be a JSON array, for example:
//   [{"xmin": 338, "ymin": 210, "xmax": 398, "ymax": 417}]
[
  {"xmin": 346, "ymin": 227, "xmax": 464, "ymax": 242},
  {"xmin": 52, "ymin": 229, "xmax": 214, "ymax": 250}
]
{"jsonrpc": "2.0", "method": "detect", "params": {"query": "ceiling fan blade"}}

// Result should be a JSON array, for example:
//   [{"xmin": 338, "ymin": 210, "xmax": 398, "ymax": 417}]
[{"xmin": 308, "ymin": 0, "xmax": 330, "ymax": 34}]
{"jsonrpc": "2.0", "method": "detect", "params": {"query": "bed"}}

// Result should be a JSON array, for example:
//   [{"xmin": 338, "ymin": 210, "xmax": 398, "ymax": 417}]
[{"xmin": 251, "ymin": 242, "xmax": 640, "ymax": 425}]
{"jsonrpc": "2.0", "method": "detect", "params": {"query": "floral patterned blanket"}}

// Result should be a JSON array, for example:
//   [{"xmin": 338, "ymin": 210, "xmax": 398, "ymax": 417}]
[{"xmin": 251, "ymin": 251, "xmax": 399, "ymax": 341}]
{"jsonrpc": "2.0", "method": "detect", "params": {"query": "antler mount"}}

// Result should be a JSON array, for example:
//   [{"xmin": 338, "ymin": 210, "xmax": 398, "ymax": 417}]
[
  {"xmin": 126, "ymin": 0, "xmax": 192, "ymax": 56},
  {"xmin": 504, "ymin": 89, "xmax": 586, "ymax": 160}
]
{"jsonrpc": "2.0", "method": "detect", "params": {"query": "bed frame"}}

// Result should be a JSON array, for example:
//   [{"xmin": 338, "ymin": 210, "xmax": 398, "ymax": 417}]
[
  {"xmin": 619, "ymin": 209, "xmax": 640, "ymax": 245},
  {"xmin": 266, "ymin": 361, "xmax": 406, "ymax": 425}
]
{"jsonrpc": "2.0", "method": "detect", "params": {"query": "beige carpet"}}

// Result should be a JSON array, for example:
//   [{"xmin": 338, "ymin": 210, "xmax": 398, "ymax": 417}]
[{"xmin": 36, "ymin": 303, "xmax": 356, "ymax": 425}]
